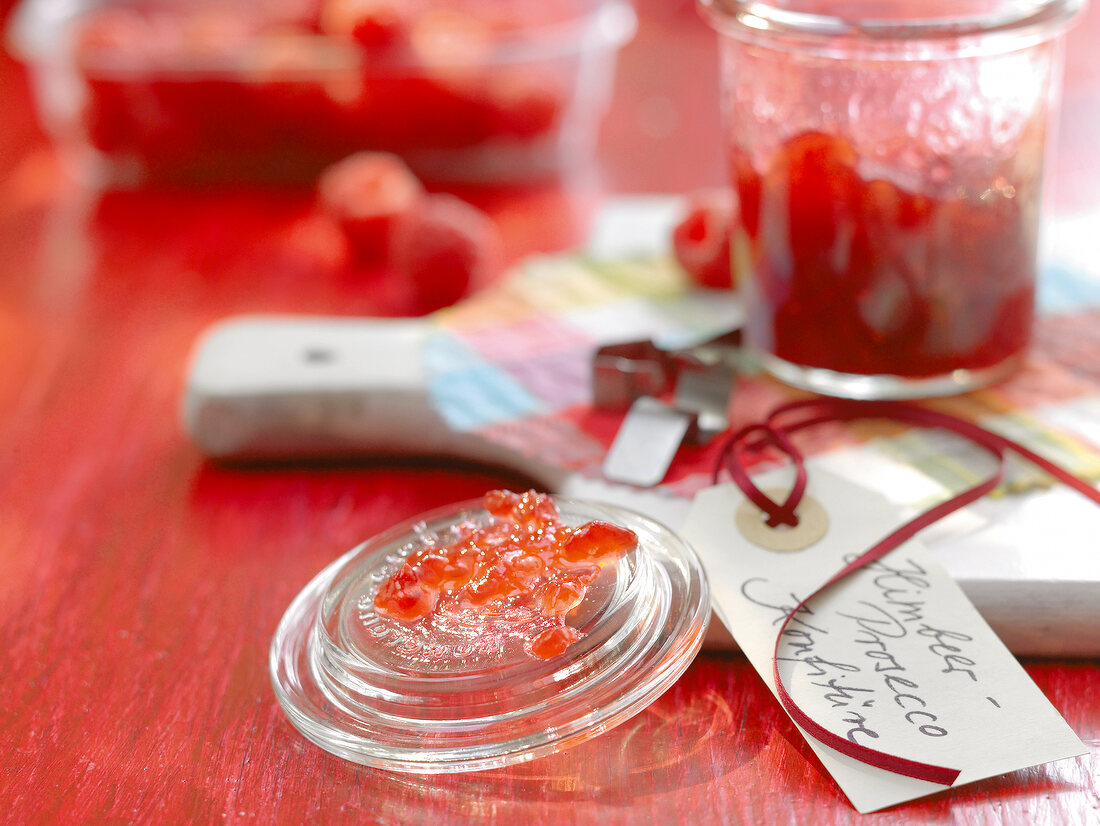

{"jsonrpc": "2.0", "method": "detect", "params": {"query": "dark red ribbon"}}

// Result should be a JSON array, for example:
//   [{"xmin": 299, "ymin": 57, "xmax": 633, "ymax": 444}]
[{"xmin": 714, "ymin": 398, "xmax": 1100, "ymax": 786}]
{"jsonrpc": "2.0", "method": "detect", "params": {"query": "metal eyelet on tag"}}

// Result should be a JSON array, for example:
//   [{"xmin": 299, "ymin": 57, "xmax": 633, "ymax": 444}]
[{"xmin": 734, "ymin": 487, "xmax": 828, "ymax": 552}]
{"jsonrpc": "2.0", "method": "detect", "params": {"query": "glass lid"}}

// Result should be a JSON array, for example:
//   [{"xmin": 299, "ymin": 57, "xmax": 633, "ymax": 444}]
[{"xmin": 270, "ymin": 491, "xmax": 710, "ymax": 773}]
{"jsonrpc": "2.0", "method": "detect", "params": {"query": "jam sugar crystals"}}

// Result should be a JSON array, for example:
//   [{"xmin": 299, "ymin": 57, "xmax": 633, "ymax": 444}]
[{"xmin": 373, "ymin": 490, "xmax": 637, "ymax": 659}]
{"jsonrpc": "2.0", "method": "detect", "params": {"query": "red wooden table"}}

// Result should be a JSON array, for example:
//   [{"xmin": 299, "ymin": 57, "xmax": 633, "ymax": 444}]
[{"xmin": 3, "ymin": 1, "xmax": 1100, "ymax": 823}]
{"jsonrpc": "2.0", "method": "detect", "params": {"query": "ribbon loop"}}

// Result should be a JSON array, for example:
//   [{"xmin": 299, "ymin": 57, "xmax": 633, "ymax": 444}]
[{"xmin": 714, "ymin": 422, "xmax": 807, "ymax": 527}]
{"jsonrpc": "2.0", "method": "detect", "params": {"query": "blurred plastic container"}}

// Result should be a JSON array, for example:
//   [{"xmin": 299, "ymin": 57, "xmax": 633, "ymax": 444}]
[
  {"xmin": 700, "ymin": 0, "xmax": 1084, "ymax": 399},
  {"xmin": 8, "ymin": 0, "xmax": 636, "ymax": 185}
]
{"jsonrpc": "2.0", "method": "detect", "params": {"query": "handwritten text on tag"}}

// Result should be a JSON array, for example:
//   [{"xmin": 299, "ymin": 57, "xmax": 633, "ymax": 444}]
[{"xmin": 683, "ymin": 469, "xmax": 1085, "ymax": 813}]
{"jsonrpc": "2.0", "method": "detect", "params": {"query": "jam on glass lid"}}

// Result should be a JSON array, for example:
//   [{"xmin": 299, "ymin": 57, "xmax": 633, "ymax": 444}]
[{"xmin": 270, "ymin": 490, "xmax": 710, "ymax": 772}]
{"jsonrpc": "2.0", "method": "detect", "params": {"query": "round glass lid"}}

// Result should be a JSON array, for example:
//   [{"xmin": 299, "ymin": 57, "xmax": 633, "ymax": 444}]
[{"xmin": 270, "ymin": 490, "xmax": 710, "ymax": 773}]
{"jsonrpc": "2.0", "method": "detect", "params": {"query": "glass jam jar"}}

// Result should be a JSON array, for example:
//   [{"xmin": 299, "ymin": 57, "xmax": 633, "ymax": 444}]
[{"xmin": 700, "ymin": 0, "xmax": 1084, "ymax": 399}]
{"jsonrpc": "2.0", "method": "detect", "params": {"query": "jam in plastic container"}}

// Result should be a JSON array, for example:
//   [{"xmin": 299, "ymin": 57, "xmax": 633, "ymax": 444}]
[
  {"xmin": 270, "ymin": 491, "xmax": 709, "ymax": 772},
  {"xmin": 8, "ymin": 0, "xmax": 636, "ymax": 185},
  {"xmin": 700, "ymin": 0, "xmax": 1084, "ymax": 398}
]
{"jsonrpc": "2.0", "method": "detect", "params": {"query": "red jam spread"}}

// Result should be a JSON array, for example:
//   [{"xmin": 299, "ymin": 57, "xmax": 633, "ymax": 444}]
[
  {"xmin": 71, "ymin": 3, "xmax": 582, "ymax": 182},
  {"xmin": 733, "ymin": 130, "xmax": 1036, "ymax": 378},
  {"xmin": 373, "ymin": 490, "xmax": 637, "ymax": 659}
]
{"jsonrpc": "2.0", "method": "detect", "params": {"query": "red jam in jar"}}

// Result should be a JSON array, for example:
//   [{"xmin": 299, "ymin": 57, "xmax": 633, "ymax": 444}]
[
  {"xmin": 733, "ymin": 130, "xmax": 1038, "ymax": 381},
  {"xmin": 373, "ymin": 490, "xmax": 637, "ymax": 660}
]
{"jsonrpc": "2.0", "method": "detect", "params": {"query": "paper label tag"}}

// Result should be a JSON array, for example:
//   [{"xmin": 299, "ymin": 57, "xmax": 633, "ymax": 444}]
[{"xmin": 682, "ymin": 468, "xmax": 1086, "ymax": 813}]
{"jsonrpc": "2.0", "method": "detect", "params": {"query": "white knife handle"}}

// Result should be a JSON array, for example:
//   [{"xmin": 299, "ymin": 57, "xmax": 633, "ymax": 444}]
[{"xmin": 180, "ymin": 315, "xmax": 562, "ymax": 485}]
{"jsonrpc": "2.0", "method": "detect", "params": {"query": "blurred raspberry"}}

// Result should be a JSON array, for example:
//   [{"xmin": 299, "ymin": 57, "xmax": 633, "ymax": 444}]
[
  {"xmin": 318, "ymin": 0, "xmax": 417, "ymax": 49},
  {"xmin": 391, "ymin": 194, "xmax": 503, "ymax": 313},
  {"xmin": 318, "ymin": 151, "xmax": 424, "ymax": 263},
  {"xmin": 672, "ymin": 189, "xmax": 736, "ymax": 289}
]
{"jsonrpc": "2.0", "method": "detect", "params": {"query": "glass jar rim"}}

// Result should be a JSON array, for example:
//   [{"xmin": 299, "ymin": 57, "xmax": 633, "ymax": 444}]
[{"xmin": 699, "ymin": 0, "xmax": 1084, "ymax": 47}]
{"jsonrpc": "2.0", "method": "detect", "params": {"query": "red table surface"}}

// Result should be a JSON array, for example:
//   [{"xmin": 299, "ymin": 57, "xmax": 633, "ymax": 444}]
[{"xmin": 3, "ymin": 1, "xmax": 1100, "ymax": 823}]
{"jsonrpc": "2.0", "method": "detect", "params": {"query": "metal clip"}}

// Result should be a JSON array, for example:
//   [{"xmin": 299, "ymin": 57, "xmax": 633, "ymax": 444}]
[
  {"xmin": 592, "ymin": 340, "xmax": 676, "ymax": 410},
  {"xmin": 594, "ymin": 329, "xmax": 741, "ymax": 487}
]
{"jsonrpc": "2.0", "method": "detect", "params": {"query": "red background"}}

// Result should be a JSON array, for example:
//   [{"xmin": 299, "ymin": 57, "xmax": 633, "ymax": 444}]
[{"xmin": 2, "ymin": 0, "xmax": 1100, "ymax": 823}]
